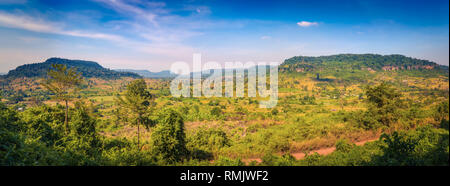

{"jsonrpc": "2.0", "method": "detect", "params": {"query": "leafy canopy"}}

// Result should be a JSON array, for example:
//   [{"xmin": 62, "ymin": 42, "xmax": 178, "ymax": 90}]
[{"xmin": 42, "ymin": 64, "xmax": 83, "ymax": 102}]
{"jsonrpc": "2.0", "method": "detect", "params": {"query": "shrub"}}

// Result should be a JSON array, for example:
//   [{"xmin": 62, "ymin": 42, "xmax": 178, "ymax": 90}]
[
  {"xmin": 377, "ymin": 125, "xmax": 449, "ymax": 166},
  {"xmin": 335, "ymin": 139, "xmax": 354, "ymax": 153},
  {"xmin": 271, "ymin": 108, "xmax": 279, "ymax": 115},
  {"xmin": 151, "ymin": 108, "xmax": 187, "ymax": 164},
  {"xmin": 214, "ymin": 156, "xmax": 244, "ymax": 166},
  {"xmin": 187, "ymin": 127, "xmax": 230, "ymax": 152},
  {"xmin": 210, "ymin": 107, "xmax": 222, "ymax": 117}
]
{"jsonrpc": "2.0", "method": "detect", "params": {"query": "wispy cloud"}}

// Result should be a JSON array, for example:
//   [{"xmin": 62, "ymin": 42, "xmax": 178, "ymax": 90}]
[
  {"xmin": 183, "ymin": 5, "xmax": 211, "ymax": 15},
  {"xmin": 0, "ymin": 12, "xmax": 57, "ymax": 33},
  {"xmin": 94, "ymin": 0, "xmax": 163, "ymax": 26},
  {"xmin": 0, "ymin": 10, "xmax": 194, "ymax": 57},
  {"xmin": 0, "ymin": 11, "xmax": 124, "ymax": 41},
  {"xmin": 0, "ymin": 0, "xmax": 249, "ymax": 62},
  {"xmin": 297, "ymin": 21, "xmax": 318, "ymax": 27},
  {"xmin": 261, "ymin": 36, "xmax": 271, "ymax": 40},
  {"xmin": 94, "ymin": 1, "xmax": 209, "ymax": 42},
  {"xmin": 90, "ymin": 0, "xmax": 213, "ymax": 56}
]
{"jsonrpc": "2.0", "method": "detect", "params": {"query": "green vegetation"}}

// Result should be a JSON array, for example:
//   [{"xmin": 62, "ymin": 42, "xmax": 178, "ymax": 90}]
[
  {"xmin": 281, "ymin": 54, "xmax": 448, "ymax": 72},
  {"xmin": 0, "ymin": 54, "xmax": 448, "ymax": 166},
  {"xmin": 351, "ymin": 82, "xmax": 405, "ymax": 130},
  {"xmin": 42, "ymin": 64, "xmax": 84, "ymax": 134},
  {"xmin": 116, "ymin": 79, "xmax": 155, "ymax": 150},
  {"xmin": 151, "ymin": 108, "xmax": 187, "ymax": 164},
  {"xmin": 5, "ymin": 58, "xmax": 141, "ymax": 79},
  {"xmin": 265, "ymin": 125, "xmax": 448, "ymax": 166}
]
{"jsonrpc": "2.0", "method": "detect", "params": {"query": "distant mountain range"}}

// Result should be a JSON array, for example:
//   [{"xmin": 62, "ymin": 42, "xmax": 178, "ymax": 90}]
[
  {"xmin": 4, "ymin": 58, "xmax": 141, "ymax": 79},
  {"xmin": 114, "ymin": 69, "xmax": 176, "ymax": 78},
  {"xmin": 3, "ymin": 54, "xmax": 448, "ymax": 80}
]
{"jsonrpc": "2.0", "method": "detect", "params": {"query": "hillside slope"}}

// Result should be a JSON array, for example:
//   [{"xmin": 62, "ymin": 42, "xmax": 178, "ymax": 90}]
[
  {"xmin": 280, "ymin": 54, "xmax": 448, "ymax": 74},
  {"xmin": 5, "ymin": 58, "xmax": 141, "ymax": 79}
]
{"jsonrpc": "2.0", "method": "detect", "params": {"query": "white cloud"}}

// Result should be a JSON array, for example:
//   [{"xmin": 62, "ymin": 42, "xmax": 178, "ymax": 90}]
[
  {"xmin": 91, "ymin": 0, "xmax": 211, "ymax": 55},
  {"xmin": 184, "ymin": 5, "xmax": 211, "ymax": 15},
  {"xmin": 297, "ymin": 21, "xmax": 318, "ymax": 27},
  {"xmin": 0, "ymin": 1, "xmax": 271, "ymax": 71},
  {"xmin": 94, "ymin": 0, "xmax": 162, "ymax": 26},
  {"xmin": 63, "ymin": 30, "xmax": 124, "ymax": 41},
  {"xmin": 0, "ymin": 11, "xmax": 124, "ymax": 41},
  {"xmin": 0, "ymin": 12, "xmax": 57, "ymax": 33},
  {"xmin": 0, "ymin": 10, "xmax": 198, "ymax": 60},
  {"xmin": 261, "ymin": 36, "xmax": 271, "ymax": 40}
]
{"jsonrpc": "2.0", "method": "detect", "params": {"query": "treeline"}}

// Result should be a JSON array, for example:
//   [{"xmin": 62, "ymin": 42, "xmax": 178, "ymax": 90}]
[
  {"xmin": 0, "ymin": 100, "xmax": 194, "ymax": 165},
  {"xmin": 1, "ymin": 64, "xmax": 448, "ymax": 166},
  {"xmin": 280, "ymin": 54, "xmax": 449, "ymax": 73},
  {"xmin": 5, "ymin": 58, "xmax": 141, "ymax": 79}
]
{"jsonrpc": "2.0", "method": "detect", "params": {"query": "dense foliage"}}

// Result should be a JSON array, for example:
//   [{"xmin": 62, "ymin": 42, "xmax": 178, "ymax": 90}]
[
  {"xmin": 1, "ymin": 54, "xmax": 448, "ymax": 166},
  {"xmin": 116, "ymin": 79, "xmax": 155, "ymax": 150},
  {"xmin": 5, "ymin": 58, "xmax": 141, "ymax": 79},
  {"xmin": 151, "ymin": 108, "xmax": 187, "ymax": 164},
  {"xmin": 280, "ymin": 54, "xmax": 448, "ymax": 76}
]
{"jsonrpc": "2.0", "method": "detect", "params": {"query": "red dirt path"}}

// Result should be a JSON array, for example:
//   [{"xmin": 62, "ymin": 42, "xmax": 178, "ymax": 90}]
[{"xmin": 242, "ymin": 138, "xmax": 379, "ymax": 164}]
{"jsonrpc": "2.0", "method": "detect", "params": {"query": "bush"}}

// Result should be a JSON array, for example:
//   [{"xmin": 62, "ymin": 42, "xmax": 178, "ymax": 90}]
[
  {"xmin": 261, "ymin": 153, "xmax": 296, "ymax": 166},
  {"xmin": 376, "ymin": 125, "xmax": 449, "ymax": 166},
  {"xmin": 434, "ymin": 101, "xmax": 449, "ymax": 122},
  {"xmin": 210, "ymin": 107, "xmax": 222, "ymax": 117},
  {"xmin": 187, "ymin": 127, "xmax": 230, "ymax": 156},
  {"xmin": 335, "ymin": 139, "xmax": 354, "ymax": 153},
  {"xmin": 271, "ymin": 109, "xmax": 279, "ymax": 115},
  {"xmin": 214, "ymin": 156, "xmax": 244, "ymax": 166},
  {"xmin": 151, "ymin": 108, "xmax": 187, "ymax": 164},
  {"xmin": 440, "ymin": 119, "xmax": 449, "ymax": 130}
]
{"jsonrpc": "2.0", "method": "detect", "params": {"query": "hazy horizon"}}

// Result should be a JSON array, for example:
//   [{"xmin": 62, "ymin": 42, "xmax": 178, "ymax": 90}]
[{"xmin": 0, "ymin": 52, "xmax": 448, "ymax": 74}]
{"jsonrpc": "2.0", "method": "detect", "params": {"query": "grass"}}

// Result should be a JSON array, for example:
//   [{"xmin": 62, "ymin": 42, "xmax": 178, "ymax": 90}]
[{"xmin": 2, "ymin": 70, "xmax": 448, "ymax": 162}]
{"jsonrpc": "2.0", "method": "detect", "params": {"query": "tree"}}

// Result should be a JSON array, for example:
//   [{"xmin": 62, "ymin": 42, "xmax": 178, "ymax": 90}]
[
  {"xmin": 434, "ymin": 101, "xmax": 449, "ymax": 122},
  {"xmin": 64, "ymin": 101, "xmax": 101, "ymax": 163},
  {"xmin": 366, "ymin": 82, "xmax": 402, "ymax": 108},
  {"xmin": 355, "ymin": 82, "xmax": 405, "ymax": 129},
  {"xmin": 378, "ymin": 125, "xmax": 449, "ymax": 166},
  {"xmin": 116, "ymin": 79, "xmax": 155, "ymax": 151},
  {"xmin": 367, "ymin": 82, "xmax": 403, "ymax": 127},
  {"xmin": 151, "ymin": 108, "xmax": 187, "ymax": 164},
  {"xmin": 42, "ymin": 64, "xmax": 83, "ymax": 134},
  {"xmin": 70, "ymin": 101, "xmax": 99, "ymax": 146}
]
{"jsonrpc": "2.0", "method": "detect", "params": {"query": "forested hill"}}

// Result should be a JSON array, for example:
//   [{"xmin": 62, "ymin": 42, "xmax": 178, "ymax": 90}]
[
  {"xmin": 5, "ymin": 58, "xmax": 141, "ymax": 79},
  {"xmin": 280, "ymin": 54, "xmax": 449, "ymax": 74}
]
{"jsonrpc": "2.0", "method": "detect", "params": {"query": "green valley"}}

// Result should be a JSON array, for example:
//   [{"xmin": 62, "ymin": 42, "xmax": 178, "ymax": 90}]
[{"xmin": 0, "ymin": 54, "xmax": 448, "ymax": 166}]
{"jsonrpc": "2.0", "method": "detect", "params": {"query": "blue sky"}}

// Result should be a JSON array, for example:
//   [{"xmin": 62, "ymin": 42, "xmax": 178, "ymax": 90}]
[{"xmin": 0, "ymin": 0, "xmax": 448, "ymax": 72}]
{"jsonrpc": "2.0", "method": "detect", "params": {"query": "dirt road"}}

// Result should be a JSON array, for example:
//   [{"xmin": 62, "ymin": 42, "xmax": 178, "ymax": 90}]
[{"xmin": 242, "ymin": 137, "xmax": 379, "ymax": 164}]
